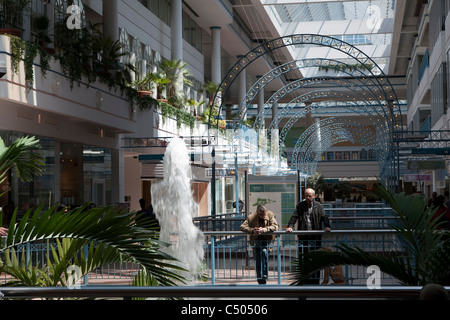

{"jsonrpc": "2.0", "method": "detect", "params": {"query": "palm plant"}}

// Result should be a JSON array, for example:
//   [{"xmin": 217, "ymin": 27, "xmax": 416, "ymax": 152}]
[
  {"xmin": 0, "ymin": 136, "xmax": 186, "ymax": 290},
  {"xmin": 203, "ymin": 81, "xmax": 220, "ymax": 107},
  {"xmin": 291, "ymin": 184, "xmax": 450, "ymax": 286},
  {"xmin": 0, "ymin": 136, "xmax": 44, "ymax": 195},
  {"xmin": 0, "ymin": 0, "xmax": 31, "ymax": 31},
  {"xmin": 158, "ymin": 59, "xmax": 193, "ymax": 106},
  {"xmin": 0, "ymin": 204, "xmax": 185, "ymax": 289},
  {"xmin": 306, "ymin": 172, "xmax": 328, "ymax": 198},
  {"xmin": 134, "ymin": 72, "xmax": 169, "ymax": 97}
]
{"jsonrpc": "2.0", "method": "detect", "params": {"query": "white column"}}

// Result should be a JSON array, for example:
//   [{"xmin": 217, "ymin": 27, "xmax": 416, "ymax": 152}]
[
  {"xmin": 211, "ymin": 26, "xmax": 221, "ymax": 85},
  {"xmin": 238, "ymin": 56, "xmax": 246, "ymax": 120},
  {"xmin": 54, "ymin": 142, "xmax": 61, "ymax": 203},
  {"xmin": 103, "ymin": 0, "xmax": 119, "ymax": 41},
  {"xmin": 257, "ymin": 76, "xmax": 264, "ymax": 115},
  {"xmin": 22, "ymin": 6, "xmax": 31, "ymax": 41},
  {"xmin": 47, "ymin": 2, "xmax": 55, "ymax": 50},
  {"xmin": 111, "ymin": 142, "xmax": 125, "ymax": 204},
  {"xmin": 272, "ymin": 92, "xmax": 278, "ymax": 129},
  {"xmin": 171, "ymin": 0, "xmax": 183, "ymax": 61}
]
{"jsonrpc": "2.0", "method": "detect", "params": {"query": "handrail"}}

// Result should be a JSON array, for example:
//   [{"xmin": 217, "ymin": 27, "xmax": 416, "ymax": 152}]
[
  {"xmin": 202, "ymin": 229, "xmax": 399, "ymax": 237},
  {"xmin": 1, "ymin": 285, "xmax": 448, "ymax": 299}
]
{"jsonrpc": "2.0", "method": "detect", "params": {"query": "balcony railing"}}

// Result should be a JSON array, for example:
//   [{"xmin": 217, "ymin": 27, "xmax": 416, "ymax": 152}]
[
  {"xmin": 418, "ymin": 50, "xmax": 430, "ymax": 82},
  {"xmin": 203, "ymin": 229, "xmax": 401, "ymax": 285},
  {"xmin": 193, "ymin": 207, "xmax": 398, "ymax": 232},
  {"xmin": 1, "ymin": 228, "xmax": 403, "ymax": 287}
]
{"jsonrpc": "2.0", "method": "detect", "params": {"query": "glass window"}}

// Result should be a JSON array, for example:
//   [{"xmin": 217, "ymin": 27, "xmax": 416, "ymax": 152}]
[
  {"xmin": 138, "ymin": 0, "xmax": 149, "ymax": 9},
  {"xmin": 83, "ymin": 146, "xmax": 112, "ymax": 206},
  {"xmin": 0, "ymin": 132, "xmax": 55, "ymax": 220},
  {"xmin": 150, "ymin": 0, "xmax": 159, "ymax": 14}
]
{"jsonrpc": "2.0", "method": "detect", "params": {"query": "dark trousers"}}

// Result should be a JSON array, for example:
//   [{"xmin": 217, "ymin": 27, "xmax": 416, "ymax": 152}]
[
  {"xmin": 298, "ymin": 236, "xmax": 322, "ymax": 284},
  {"xmin": 253, "ymin": 240, "xmax": 270, "ymax": 284}
]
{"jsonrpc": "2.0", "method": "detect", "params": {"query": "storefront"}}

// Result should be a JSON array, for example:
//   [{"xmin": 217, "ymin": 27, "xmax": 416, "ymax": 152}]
[{"xmin": 0, "ymin": 130, "xmax": 114, "ymax": 225}]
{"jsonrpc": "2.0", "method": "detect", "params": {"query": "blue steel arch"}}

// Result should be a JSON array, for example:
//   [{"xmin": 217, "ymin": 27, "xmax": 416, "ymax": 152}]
[
  {"xmin": 210, "ymin": 34, "xmax": 401, "ymax": 130},
  {"xmin": 243, "ymin": 58, "xmax": 390, "ymax": 130},
  {"xmin": 246, "ymin": 70, "xmax": 392, "ymax": 172},
  {"xmin": 233, "ymin": 60, "xmax": 394, "ymax": 168},
  {"xmin": 240, "ymin": 59, "xmax": 392, "ymax": 153},
  {"xmin": 274, "ymin": 89, "xmax": 391, "ymax": 162},
  {"xmin": 293, "ymin": 118, "xmax": 381, "ymax": 175},
  {"xmin": 210, "ymin": 34, "xmax": 402, "ymax": 187}
]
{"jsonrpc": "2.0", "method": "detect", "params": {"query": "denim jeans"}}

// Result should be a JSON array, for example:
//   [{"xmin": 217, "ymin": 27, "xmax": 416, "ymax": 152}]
[{"xmin": 253, "ymin": 240, "xmax": 270, "ymax": 284}]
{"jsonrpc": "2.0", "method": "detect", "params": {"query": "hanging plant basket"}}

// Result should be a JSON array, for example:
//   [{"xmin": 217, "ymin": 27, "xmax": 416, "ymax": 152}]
[
  {"xmin": 0, "ymin": 28, "xmax": 22, "ymax": 37},
  {"xmin": 138, "ymin": 90, "xmax": 152, "ymax": 97}
]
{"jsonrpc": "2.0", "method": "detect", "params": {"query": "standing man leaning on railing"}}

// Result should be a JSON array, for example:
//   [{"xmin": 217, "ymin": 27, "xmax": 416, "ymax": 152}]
[
  {"xmin": 286, "ymin": 188, "xmax": 331, "ymax": 284},
  {"xmin": 240, "ymin": 204, "xmax": 278, "ymax": 285},
  {"xmin": 0, "ymin": 227, "xmax": 7, "ymax": 237}
]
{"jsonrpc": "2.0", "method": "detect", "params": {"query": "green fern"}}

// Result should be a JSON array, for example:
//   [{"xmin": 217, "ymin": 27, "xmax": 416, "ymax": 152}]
[
  {"xmin": 0, "ymin": 204, "xmax": 187, "ymax": 289},
  {"xmin": 291, "ymin": 184, "xmax": 450, "ymax": 286}
]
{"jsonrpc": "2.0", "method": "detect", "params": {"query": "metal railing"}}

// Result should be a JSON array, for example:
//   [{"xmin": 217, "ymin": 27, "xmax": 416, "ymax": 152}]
[
  {"xmin": 2, "ymin": 285, "xmax": 447, "ymax": 300},
  {"xmin": 193, "ymin": 207, "xmax": 399, "ymax": 232},
  {"xmin": 203, "ymin": 230, "xmax": 401, "ymax": 286},
  {"xmin": 2, "ymin": 229, "xmax": 402, "ymax": 286}
]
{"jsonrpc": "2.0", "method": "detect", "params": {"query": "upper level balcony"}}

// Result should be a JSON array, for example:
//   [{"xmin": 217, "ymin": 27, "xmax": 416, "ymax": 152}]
[{"xmin": 0, "ymin": 35, "xmax": 136, "ymax": 147}]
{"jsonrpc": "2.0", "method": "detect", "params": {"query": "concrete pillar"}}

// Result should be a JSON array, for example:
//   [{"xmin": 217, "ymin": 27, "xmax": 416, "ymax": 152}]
[
  {"xmin": 238, "ymin": 56, "xmax": 246, "ymax": 121},
  {"xmin": 111, "ymin": 142, "xmax": 125, "ymax": 205},
  {"xmin": 211, "ymin": 26, "xmax": 222, "ymax": 85},
  {"xmin": 22, "ymin": 8, "xmax": 30, "ymax": 41},
  {"xmin": 257, "ymin": 76, "xmax": 265, "ymax": 115},
  {"xmin": 171, "ymin": 0, "xmax": 183, "ymax": 61},
  {"xmin": 271, "ymin": 92, "xmax": 278, "ymax": 129},
  {"xmin": 54, "ymin": 142, "xmax": 61, "ymax": 203},
  {"xmin": 103, "ymin": 0, "xmax": 119, "ymax": 41},
  {"xmin": 47, "ymin": 2, "xmax": 55, "ymax": 50}
]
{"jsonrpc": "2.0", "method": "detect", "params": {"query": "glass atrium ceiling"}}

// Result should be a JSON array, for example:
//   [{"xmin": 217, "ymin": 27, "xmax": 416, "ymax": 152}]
[{"xmin": 261, "ymin": 0, "xmax": 397, "ymax": 75}]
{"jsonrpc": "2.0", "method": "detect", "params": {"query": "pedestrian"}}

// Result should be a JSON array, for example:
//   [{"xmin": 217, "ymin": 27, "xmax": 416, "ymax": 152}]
[
  {"xmin": 136, "ymin": 198, "xmax": 160, "ymax": 234},
  {"xmin": 233, "ymin": 197, "xmax": 244, "ymax": 213},
  {"xmin": 0, "ymin": 227, "xmax": 8, "ymax": 237},
  {"xmin": 431, "ymin": 195, "xmax": 450, "ymax": 231},
  {"xmin": 240, "ymin": 204, "xmax": 278, "ymax": 284},
  {"xmin": 286, "ymin": 188, "xmax": 331, "ymax": 284}
]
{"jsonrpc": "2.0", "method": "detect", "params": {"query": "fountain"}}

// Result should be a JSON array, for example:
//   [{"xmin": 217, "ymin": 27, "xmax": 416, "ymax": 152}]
[{"xmin": 151, "ymin": 137, "xmax": 204, "ymax": 284}]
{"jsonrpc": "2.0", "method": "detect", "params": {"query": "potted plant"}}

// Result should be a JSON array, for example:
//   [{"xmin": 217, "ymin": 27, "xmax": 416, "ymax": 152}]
[
  {"xmin": 150, "ymin": 71, "xmax": 170, "ymax": 102},
  {"xmin": 186, "ymin": 98, "xmax": 205, "ymax": 117},
  {"xmin": 158, "ymin": 59, "xmax": 193, "ymax": 106},
  {"xmin": 0, "ymin": 0, "xmax": 31, "ymax": 36},
  {"xmin": 133, "ymin": 72, "xmax": 160, "ymax": 97},
  {"xmin": 203, "ymin": 81, "xmax": 220, "ymax": 107},
  {"xmin": 134, "ymin": 77, "xmax": 152, "ymax": 97},
  {"xmin": 92, "ymin": 36, "xmax": 127, "ymax": 78},
  {"xmin": 33, "ymin": 15, "xmax": 52, "ymax": 52}
]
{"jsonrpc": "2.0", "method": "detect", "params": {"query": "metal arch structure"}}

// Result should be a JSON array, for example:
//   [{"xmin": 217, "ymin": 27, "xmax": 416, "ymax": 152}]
[
  {"xmin": 259, "ymin": 81, "xmax": 391, "ymax": 151},
  {"xmin": 209, "ymin": 34, "xmax": 402, "ymax": 189},
  {"xmin": 251, "ymin": 76, "xmax": 392, "ymax": 176},
  {"xmin": 238, "ymin": 59, "xmax": 392, "ymax": 156},
  {"xmin": 297, "ymin": 132, "xmax": 356, "ymax": 176},
  {"xmin": 292, "ymin": 118, "xmax": 380, "ymax": 176},
  {"xmin": 244, "ymin": 68, "xmax": 392, "ymax": 175},
  {"xmin": 275, "ymin": 94, "xmax": 391, "ymax": 164},
  {"xmin": 293, "ymin": 118, "xmax": 378, "ymax": 163},
  {"xmin": 211, "ymin": 34, "xmax": 402, "ymax": 130},
  {"xmin": 243, "ymin": 58, "xmax": 391, "ymax": 131}
]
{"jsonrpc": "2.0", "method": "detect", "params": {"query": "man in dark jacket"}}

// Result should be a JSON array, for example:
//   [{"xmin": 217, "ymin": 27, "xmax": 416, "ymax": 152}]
[{"xmin": 286, "ymin": 188, "xmax": 331, "ymax": 283}]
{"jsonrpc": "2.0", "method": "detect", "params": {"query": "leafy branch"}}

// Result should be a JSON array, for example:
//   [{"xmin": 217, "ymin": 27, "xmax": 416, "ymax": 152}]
[{"xmin": 291, "ymin": 184, "xmax": 450, "ymax": 286}]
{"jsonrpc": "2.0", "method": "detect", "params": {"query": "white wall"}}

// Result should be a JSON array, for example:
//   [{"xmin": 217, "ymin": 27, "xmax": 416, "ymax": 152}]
[
  {"xmin": 118, "ymin": 0, "xmax": 205, "ymax": 81},
  {"xmin": 124, "ymin": 155, "xmax": 143, "ymax": 211}
]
